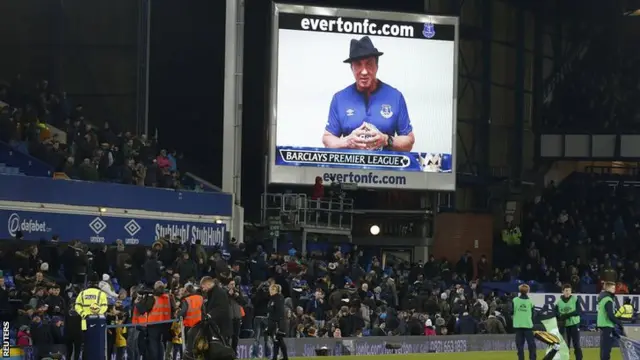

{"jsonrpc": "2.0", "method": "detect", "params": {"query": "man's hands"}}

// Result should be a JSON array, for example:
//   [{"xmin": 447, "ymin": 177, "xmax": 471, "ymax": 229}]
[
  {"xmin": 365, "ymin": 130, "xmax": 388, "ymax": 150},
  {"xmin": 342, "ymin": 123, "xmax": 368, "ymax": 149},
  {"xmin": 342, "ymin": 122, "xmax": 388, "ymax": 150}
]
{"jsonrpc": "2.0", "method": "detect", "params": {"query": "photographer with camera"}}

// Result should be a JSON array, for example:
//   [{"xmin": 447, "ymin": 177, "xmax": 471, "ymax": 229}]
[
  {"xmin": 267, "ymin": 284, "xmax": 288, "ymax": 360},
  {"xmin": 226, "ymin": 278, "xmax": 247, "ymax": 354},
  {"xmin": 132, "ymin": 281, "xmax": 175, "ymax": 360},
  {"xmin": 251, "ymin": 280, "xmax": 273, "ymax": 358},
  {"xmin": 176, "ymin": 284, "xmax": 203, "ymax": 335},
  {"xmin": 128, "ymin": 286, "xmax": 149, "ymax": 360}
]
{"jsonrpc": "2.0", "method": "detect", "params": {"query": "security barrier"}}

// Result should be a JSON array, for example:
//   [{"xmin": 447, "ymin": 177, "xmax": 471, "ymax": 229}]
[{"xmin": 104, "ymin": 318, "xmax": 183, "ymax": 360}]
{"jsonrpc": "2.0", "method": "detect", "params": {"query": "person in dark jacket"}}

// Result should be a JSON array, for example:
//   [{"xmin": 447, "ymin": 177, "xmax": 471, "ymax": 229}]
[
  {"xmin": 40, "ymin": 237, "xmax": 61, "ymax": 274},
  {"xmin": 31, "ymin": 315, "xmax": 53, "ymax": 359},
  {"xmin": 143, "ymin": 252, "xmax": 162, "ymax": 287},
  {"xmin": 50, "ymin": 316, "xmax": 65, "ymax": 344},
  {"xmin": 485, "ymin": 313, "xmax": 507, "ymax": 334},
  {"xmin": 0, "ymin": 273, "xmax": 10, "ymax": 322},
  {"xmin": 116, "ymin": 260, "xmax": 139, "ymax": 292},
  {"xmin": 267, "ymin": 284, "xmax": 288, "ymax": 360},
  {"xmin": 44, "ymin": 285, "xmax": 66, "ymax": 317},
  {"xmin": 455, "ymin": 311, "xmax": 478, "ymax": 334},
  {"xmin": 201, "ymin": 277, "xmax": 232, "ymax": 339},
  {"xmin": 226, "ymin": 279, "xmax": 247, "ymax": 354},
  {"xmin": 65, "ymin": 307, "xmax": 83, "ymax": 360},
  {"xmin": 176, "ymin": 252, "xmax": 198, "ymax": 281}
]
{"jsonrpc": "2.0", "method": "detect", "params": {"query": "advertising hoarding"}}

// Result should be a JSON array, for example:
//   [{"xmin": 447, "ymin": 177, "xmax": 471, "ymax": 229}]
[
  {"xmin": 530, "ymin": 292, "xmax": 640, "ymax": 313},
  {"xmin": 18, "ymin": 333, "xmax": 603, "ymax": 360},
  {"xmin": 269, "ymin": 4, "xmax": 459, "ymax": 190},
  {"xmin": 0, "ymin": 210, "xmax": 226, "ymax": 247}
]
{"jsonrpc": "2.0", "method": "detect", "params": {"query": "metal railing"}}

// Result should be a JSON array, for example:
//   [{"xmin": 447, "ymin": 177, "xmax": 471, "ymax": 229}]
[
  {"xmin": 261, "ymin": 193, "xmax": 354, "ymax": 231},
  {"xmin": 105, "ymin": 318, "xmax": 185, "ymax": 360}
]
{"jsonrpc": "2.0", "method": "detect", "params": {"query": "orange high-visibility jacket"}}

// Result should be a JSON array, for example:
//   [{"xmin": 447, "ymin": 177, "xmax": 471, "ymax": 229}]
[
  {"xmin": 182, "ymin": 294, "xmax": 204, "ymax": 327},
  {"xmin": 146, "ymin": 293, "xmax": 172, "ymax": 324}
]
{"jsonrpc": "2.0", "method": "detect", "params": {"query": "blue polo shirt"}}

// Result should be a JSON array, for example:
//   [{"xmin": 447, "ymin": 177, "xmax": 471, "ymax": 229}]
[{"xmin": 326, "ymin": 81, "xmax": 413, "ymax": 138}]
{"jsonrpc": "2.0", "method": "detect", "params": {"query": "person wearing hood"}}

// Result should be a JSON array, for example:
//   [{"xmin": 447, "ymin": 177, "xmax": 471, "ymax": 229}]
[
  {"xmin": 16, "ymin": 325, "xmax": 32, "ymax": 347},
  {"xmin": 424, "ymin": 318, "xmax": 436, "ymax": 336},
  {"xmin": 598, "ymin": 281, "xmax": 624, "ymax": 360},
  {"xmin": 99, "ymin": 274, "xmax": 119, "ymax": 299},
  {"xmin": 512, "ymin": 284, "xmax": 536, "ymax": 360}
]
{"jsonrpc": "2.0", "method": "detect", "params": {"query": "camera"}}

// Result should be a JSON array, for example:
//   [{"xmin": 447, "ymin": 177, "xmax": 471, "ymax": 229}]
[
  {"xmin": 257, "ymin": 281, "xmax": 270, "ymax": 292},
  {"xmin": 136, "ymin": 288, "xmax": 154, "ymax": 298}
]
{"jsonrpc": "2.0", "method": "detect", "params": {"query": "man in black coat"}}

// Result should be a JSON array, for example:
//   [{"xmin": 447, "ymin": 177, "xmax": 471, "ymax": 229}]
[
  {"xmin": 267, "ymin": 284, "xmax": 288, "ymax": 360},
  {"xmin": 200, "ymin": 276, "xmax": 232, "ymax": 340}
]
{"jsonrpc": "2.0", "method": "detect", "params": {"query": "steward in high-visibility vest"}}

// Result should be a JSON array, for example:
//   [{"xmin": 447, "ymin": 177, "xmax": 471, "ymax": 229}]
[
  {"xmin": 615, "ymin": 297, "xmax": 635, "ymax": 321},
  {"xmin": 142, "ymin": 282, "xmax": 175, "ymax": 360},
  {"xmin": 555, "ymin": 284, "xmax": 583, "ymax": 360},
  {"xmin": 178, "ymin": 285, "xmax": 203, "ymax": 329},
  {"xmin": 147, "ymin": 292, "xmax": 172, "ymax": 323},
  {"xmin": 182, "ymin": 294, "xmax": 204, "ymax": 328},
  {"xmin": 74, "ymin": 283, "xmax": 108, "ymax": 331},
  {"xmin": 131, "ymin": 305, "xmax": 147, "ymax": 325},
  {"xmin": 598, "ymin": 281, "xmax": 624, "ymax": 360}
]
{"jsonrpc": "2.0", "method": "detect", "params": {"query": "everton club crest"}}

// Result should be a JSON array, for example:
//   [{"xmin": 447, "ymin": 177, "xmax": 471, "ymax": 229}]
[
  {"xmin": 422, "ymin": 22, "xmax": 435, "ymax": 39},
  {"xmin": 380, "ymin": 104, "xmax": 393, "ymax": 119}
]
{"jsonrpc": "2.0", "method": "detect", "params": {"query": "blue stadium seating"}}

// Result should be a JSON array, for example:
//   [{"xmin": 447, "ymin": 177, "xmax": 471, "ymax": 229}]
[
  {"xmin": 0, "ymin": 141, "xmax": 53, "ymax": 177},
  {"xmin": 0, "ymin": 163, "xmax": 23, "ymax": 176}
]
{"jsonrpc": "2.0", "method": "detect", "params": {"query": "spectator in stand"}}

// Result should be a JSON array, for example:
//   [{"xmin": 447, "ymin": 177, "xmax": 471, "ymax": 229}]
[
  {"xmin": 0, "ymin": 74, "xmax": 196, "ymax": 190},
  {"xmin": 156, "ymin": 149, "xmax": 171, "ymax": 170},
  {"xmin": 312, "ymin": 176, "xmax": 324, "ymax": 200}
]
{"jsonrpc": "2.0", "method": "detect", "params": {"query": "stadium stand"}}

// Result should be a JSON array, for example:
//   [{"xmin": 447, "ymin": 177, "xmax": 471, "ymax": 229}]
[
  {"xmin": 0, "ymin": 77, "xmax": 182, "ymax": 188},
  {"xmin": 2, "ymin": 2, "xmax": 640, "ymax": 360}
]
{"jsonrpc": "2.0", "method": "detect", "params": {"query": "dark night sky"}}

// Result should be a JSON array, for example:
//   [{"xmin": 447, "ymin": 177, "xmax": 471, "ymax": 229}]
[{"xmin": 147, "ymin": 0, "xmax": 430, "ymax": 219}]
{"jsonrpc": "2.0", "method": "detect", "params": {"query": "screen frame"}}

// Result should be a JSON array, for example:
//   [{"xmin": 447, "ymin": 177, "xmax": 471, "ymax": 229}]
[{"xmin": 268, "ymin": 3, "xmax": 459, "ymax": 190}]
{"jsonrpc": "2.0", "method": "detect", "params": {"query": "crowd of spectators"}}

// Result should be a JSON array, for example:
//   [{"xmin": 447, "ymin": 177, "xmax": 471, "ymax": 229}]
[
  {"xmin": 0, "ymin": 231, "xmax": 522, "ymax": 359},
  {"xmin": 498, "ymin": 172, "xmax": 640, "ymax": 294},
  {"xmin": 0, "ymin": 75, "xmax": 183, "ymax": 188}
]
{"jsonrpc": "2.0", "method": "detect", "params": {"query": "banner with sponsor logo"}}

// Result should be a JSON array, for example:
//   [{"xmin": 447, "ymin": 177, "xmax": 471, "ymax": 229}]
[
  {"xmin": 529, "ymin": 292, "xmax": 640, "ymax": 313},
  {"xmin": 268, "ymin": 4, "xmax": 458, "ymax": 190},
  {"xmin": 234, "ymin": 333, "xmax": 601, "ymax": 358},
  {"xmin": 0, "ymin": 210, "xmax": 226, "ymax": 247},
  {"xmin": 15, "ymin": 333, "xmax": 603, "ymax": 360}
]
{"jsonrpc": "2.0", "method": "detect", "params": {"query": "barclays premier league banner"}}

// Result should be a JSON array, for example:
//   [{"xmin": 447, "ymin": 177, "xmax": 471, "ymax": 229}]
[
  {"xmin": 268, "ymin": 4, "xmax": 458, "ymax": 190},
  {"xmin": 0, "ymin": 210, "xmax": 227, "ymax": 247}
]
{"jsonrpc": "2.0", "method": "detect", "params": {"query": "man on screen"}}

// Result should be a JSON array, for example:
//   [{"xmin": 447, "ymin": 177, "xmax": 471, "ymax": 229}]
[{"xmin": 322, "ymin": 36, "xmax": 415, "ymax": 152}]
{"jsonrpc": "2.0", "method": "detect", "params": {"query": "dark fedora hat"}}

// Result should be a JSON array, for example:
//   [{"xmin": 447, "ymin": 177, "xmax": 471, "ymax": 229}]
[{"xmin": 343, "ymin": 36, "xmax": 384, "ymax": 63}]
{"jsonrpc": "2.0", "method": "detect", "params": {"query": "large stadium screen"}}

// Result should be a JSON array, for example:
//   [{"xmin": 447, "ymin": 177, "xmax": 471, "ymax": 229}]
[{"xmin": 268, "ymin": 4, "xmax": 459, "ymax": 190}]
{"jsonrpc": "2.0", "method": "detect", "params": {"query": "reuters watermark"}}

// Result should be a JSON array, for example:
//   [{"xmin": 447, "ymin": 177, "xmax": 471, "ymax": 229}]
[{"xmin": 2, "ymin": 321, "xmax": 9, "ymax": 358}]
